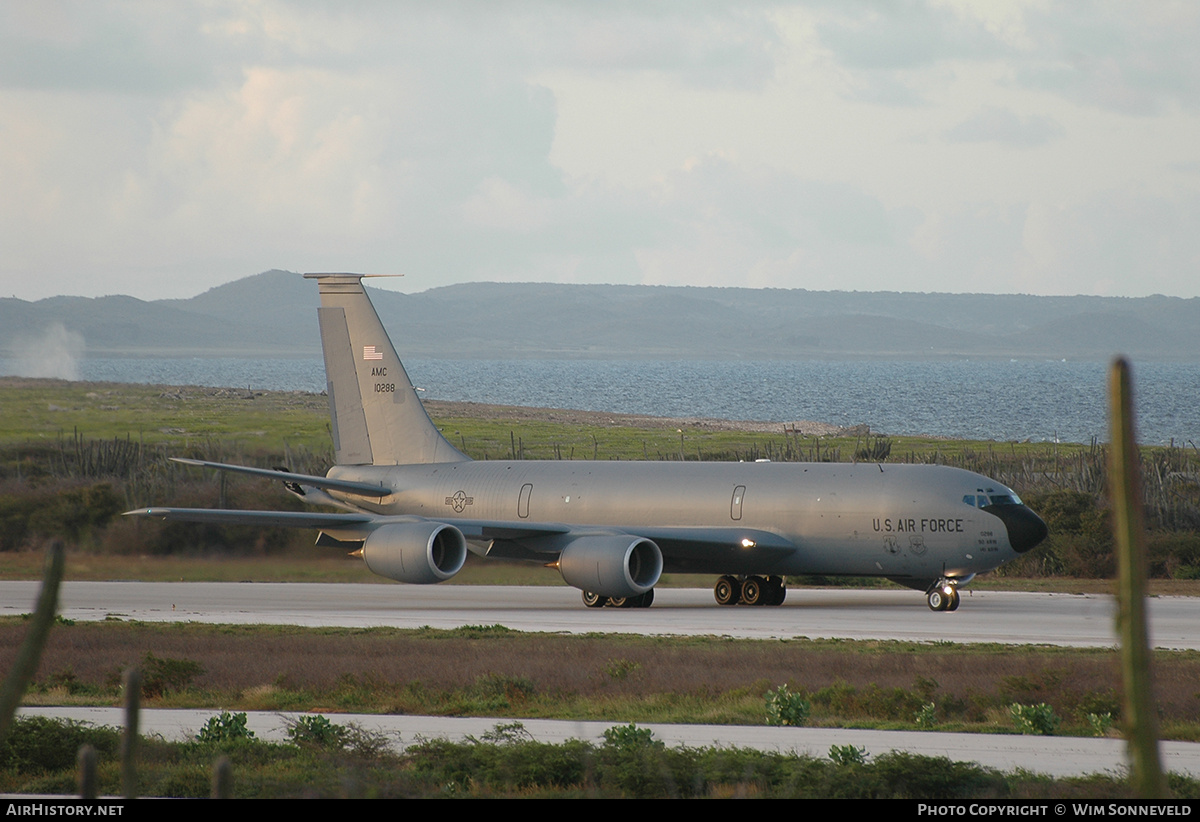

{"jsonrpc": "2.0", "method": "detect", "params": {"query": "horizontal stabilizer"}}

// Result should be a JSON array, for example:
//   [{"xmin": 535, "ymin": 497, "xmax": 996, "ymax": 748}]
[{"xmin": 170, "ymin": 458, "xmax": 389, "ymax": 498}]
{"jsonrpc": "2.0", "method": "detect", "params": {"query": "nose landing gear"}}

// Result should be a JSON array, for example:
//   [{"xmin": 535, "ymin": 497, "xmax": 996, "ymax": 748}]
[{"xmin": 926, "ymin": 581, "xmax": 961, "ymax": 612}]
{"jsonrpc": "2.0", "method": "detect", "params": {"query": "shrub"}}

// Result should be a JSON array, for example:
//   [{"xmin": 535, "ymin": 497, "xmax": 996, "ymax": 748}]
[
  {"xmin": 466, "ymin": 673, "xmax": 536, "ymax": 709},
  {"xmin": 605, "ymin": 658, "xmax": 642, "ymax": 681},
  {"xmin": 915, "ymin": 701, "xmax": 938, "ymax": 729},
  {"xmin": 865, "ymin": 751, "xmax": 1003, "ymax": 799},
  {"xmin": 479, "ymin": 721, "xmax": 534, "ymax": 745},
  {"xmin": 1086, "ymin": 712, "xmax": 1114, "ymax": 737},
  {"xmin": 1010, "ymin": 703, "xmax": 1060, "ymax": 736},
  {"xmin": 286, "ymin": 714, "xmax": 348, "ymax": 749},
  {"xmin": 765, "ymin": 684, "xmax": 811, "ymax": 726},
  {"xmin": 38, "ymin": 668, "xmax": 88, "ymax": 696},
  {"xmin": 196, "ymin": 711, "xmax": 255, "ymax": 743},
  {"xmin": 829, "ymin": 744, "xmax": 868, "ymax": 766},
  {"xmin": 0, "ymin": 717, "xmax": 119, "ymax": 773},
  {"xmin": 141, "ymin": 653, "xmax": 204, "ymax": 698},
  {"xmin": 602, "ymin": 723, "xmax": 659, "ymax": 751},
  {"xmin": 25, "ymin": 483, "xmax": 125, "ymax": 545}
]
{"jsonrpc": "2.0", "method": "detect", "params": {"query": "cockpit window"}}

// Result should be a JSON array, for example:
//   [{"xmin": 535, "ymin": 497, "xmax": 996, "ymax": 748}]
[{"xmin": 966, "ymin": 492, "xmax": 1023, "ymax": 507}]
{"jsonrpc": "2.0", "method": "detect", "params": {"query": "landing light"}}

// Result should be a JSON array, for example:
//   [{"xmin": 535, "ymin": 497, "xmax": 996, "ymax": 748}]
[{"xmin": 741, "ymin": 538, "xmax": 756, "ymax": 548}]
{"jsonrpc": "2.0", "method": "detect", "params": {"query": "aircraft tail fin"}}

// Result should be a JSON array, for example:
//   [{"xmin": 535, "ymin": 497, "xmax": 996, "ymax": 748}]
[{"xmin": 305, "ymin": 273, "xmax": 469, "ymax": 466}]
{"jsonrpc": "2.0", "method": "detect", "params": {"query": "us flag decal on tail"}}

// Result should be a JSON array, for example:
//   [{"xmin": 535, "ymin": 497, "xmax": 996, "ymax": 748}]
[{"xmin": 363, "ymin": 345, "xmax": 383, "ymax": 360}]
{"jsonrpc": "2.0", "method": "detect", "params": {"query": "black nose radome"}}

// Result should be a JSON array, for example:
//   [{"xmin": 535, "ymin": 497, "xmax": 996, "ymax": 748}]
[{"xmin": 983, "ymin": 504, "xmax": 1049, "ymax": 554}]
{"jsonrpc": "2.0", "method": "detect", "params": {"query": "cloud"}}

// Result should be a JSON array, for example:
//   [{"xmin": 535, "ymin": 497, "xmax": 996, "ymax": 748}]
[
  {"xmin": 0, "ymin": 3, "xmax": 219, "ymax": 95},
  {"xmin": 814, "ymin": 1, "xmax": 1004, "ymax": 71},
  {"xmin": 811, "ymin": 0, "xmax": 1006, "ymax": 105},
  {"xmin": 1017, "ymin": 2, "xmax": 1200, "ymax": 115},
  {"xmin": 944, "ymin": 106, "xmax": 1064, "ymax": 148},
  {"xmin": 1, "ymin": 2, "xmax": 1198, "ymax": 301}
]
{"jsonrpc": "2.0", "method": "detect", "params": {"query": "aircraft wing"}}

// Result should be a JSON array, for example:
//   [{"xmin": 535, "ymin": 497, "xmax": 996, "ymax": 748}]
[
  {"xmin": 626, "ymin": 526, "xmax": 797, "ymax": 574},
  {"xmin": 126, "ymin": 504, "xmax": 796, "ymax": 573},
  {"xmin": 121, "ymin": 508, "xmax": 576, "ymax": 541},
  {"xmin": 169, "ymin": 458, "xmax": 390, "ymax": 498},
  {"xmin": 124, "ymin": 506, "xmax": 792, "ymax": 560},
  {"xmin": 479, "ymin": 522, "xmax": 797, "ymax": 572},
  {"xmin": 617, "ymin": 526, "xmax": 795, "ymax": 555},
  {"xmin": 124, "ymin": 507, "xmax": 376, "ymax": 529},
  {"xmin": 445, "ymin": 520, "xmax": 573, "ymax": 540}
]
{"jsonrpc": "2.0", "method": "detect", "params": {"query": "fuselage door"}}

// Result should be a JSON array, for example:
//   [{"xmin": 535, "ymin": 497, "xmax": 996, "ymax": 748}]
[
  {"xmin": 731, "ymin": 485, "xmax": 746, "ymax": 521},
  {"xmin": 518, "ymin": 483, "xmax": 533, "ymax": 519}
]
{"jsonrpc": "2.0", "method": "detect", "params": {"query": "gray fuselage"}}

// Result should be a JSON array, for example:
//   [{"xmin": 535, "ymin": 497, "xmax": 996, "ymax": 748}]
[{"xmin": 326, "ymin": 459, "xmax": 1022, "ymax": 581}]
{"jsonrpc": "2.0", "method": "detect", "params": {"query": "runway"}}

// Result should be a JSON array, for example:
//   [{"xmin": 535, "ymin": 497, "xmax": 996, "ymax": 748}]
[{"xmin": 2, "ymin": 581, "xmax": 1198, "ymax": 649}]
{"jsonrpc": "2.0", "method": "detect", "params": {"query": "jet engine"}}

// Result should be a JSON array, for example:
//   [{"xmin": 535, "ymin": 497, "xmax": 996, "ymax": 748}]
[
  {"xmin": 361, "ymin": 521, "xmax": 467, "ymax": 584},
  {"xmin": 557, "ymin": 535, "xmax": 662, "ymax": 598}
]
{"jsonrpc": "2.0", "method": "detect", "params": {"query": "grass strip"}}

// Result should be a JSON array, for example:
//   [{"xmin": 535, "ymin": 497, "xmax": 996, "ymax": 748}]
[{"xmin": 7, "ymin": 619, "xmax": 1200, "ymax": 742}]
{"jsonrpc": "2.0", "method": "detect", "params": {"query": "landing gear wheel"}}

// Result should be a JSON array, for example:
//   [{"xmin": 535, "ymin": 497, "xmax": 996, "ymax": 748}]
[
  {"xmin": 742, "ymin": 576, "xmax": 764, "ymax": 606},
  {"xmin": 636, "ymin": 588, "xmax": 655, "ymax": 608},
  {"xmin": 608, "ymin": 596, "xmax": 630, "ymax": 608},
  {"xmin": 927, "ymin": 589, "xmax": 948, "ymax": 612},
  {"xmin": 582, "ymin": 591, "xmax": 608, "ymax": 608},
  {"xmin": 714, "ymin": 575, "xmax": 741, "ymax": 606},
  {"xmin": 945, "ymin": 588, "xmax": 960, "ymax": 612},
  {"xmin": 765, "ymin": 576, "xmax": 787, "ymax": 606}
]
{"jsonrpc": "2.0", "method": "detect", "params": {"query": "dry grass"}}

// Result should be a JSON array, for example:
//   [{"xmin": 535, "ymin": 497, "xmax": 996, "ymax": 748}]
[{"xmin": 8, "ymin": 620, "xmax": 1200, "ymax": 737}]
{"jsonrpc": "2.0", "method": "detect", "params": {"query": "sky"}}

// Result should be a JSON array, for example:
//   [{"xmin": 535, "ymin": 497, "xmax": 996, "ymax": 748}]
[{"xmin": 2, "ymin": 1, "xmax": 1199, "ymax": 301}]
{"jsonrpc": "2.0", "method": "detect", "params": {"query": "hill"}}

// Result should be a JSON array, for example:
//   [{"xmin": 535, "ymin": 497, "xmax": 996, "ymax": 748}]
[{"xmin": 2, "ymin": 271, "xmax": 1197, "ymax": 361}]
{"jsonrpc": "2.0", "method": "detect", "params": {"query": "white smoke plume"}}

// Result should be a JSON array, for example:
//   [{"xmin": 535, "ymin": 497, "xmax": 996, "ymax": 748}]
[{"xmin": 10, "ymin": 323, "xmax": 86, "ymax": 380}]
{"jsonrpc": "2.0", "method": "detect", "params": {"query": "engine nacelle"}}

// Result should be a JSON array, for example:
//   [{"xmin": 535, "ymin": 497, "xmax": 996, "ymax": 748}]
[
  {"xmin": 361, "ymin": 521, "xmax": 467, "ymax": 584},
  {"xmin": 557, "ymin": 535, "xmax": 663, "ymax": 598}
]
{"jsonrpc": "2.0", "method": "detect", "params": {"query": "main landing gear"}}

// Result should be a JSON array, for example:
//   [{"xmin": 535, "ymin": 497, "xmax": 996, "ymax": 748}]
[
  {"xmin": 713, "ymin": 575, "xmax": 786, "ymax": 606},
  {"xmin": 582, "ymin": 589, "xmax": 655, "ymax": 609},
  {"xmin": 926, "ymin": 580, "xmax": 961, "ymax": 612}
]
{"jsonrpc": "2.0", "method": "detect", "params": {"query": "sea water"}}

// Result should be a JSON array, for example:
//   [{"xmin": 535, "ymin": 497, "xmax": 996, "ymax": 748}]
[{"xmin": 3, "ymin": 356, "xmax": 1197, "ymax": 446}]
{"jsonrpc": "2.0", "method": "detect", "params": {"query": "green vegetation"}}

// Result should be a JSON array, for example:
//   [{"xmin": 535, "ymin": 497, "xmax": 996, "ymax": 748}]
[
  {"xmin": 196, "ymin": 711, "xmax": 255, "ymax": 743},
  {"xmin": 140, "ymin": 653, "xmax": 204, "ymax": 698},
  {"xmin": 828, "ymin": 743, "xmax": 868, "ymax": 767},
  {"xmin": 285, "ymin": 714, "xmax": 349, "ymax": 749},
  {"xmin": 764, "ymin": 684, "xmax": 810, "ymax": 727},
  {"xmin": 1009, "ymin": 703, "xmax": 1062, "ymax": 736},
  {"xmin": 3, "ymin": 714, "xmax": 1196, "ymax": 798}
]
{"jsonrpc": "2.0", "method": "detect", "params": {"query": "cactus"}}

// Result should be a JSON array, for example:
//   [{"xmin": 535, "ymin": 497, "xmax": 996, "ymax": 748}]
[
  {"xmin": 121, "ymin": 668, "xmax": 141, "ymax": 799},
  {"xmin": 1108, "ymin": 358, "xmax": 1166, "ymax": 798},
  {"xmin": 77, "ymin": 744, "xmax": 98, "ymax": 800},
  {"xmin": 0, "ymin": 540, "xmax": 65, "ymax": 745}
]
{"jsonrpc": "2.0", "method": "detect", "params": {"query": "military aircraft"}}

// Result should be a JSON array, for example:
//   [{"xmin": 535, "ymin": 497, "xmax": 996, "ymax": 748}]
[{"xmin": 127, "ymin": 273, "xmax": 1047, "ymax": 611}]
